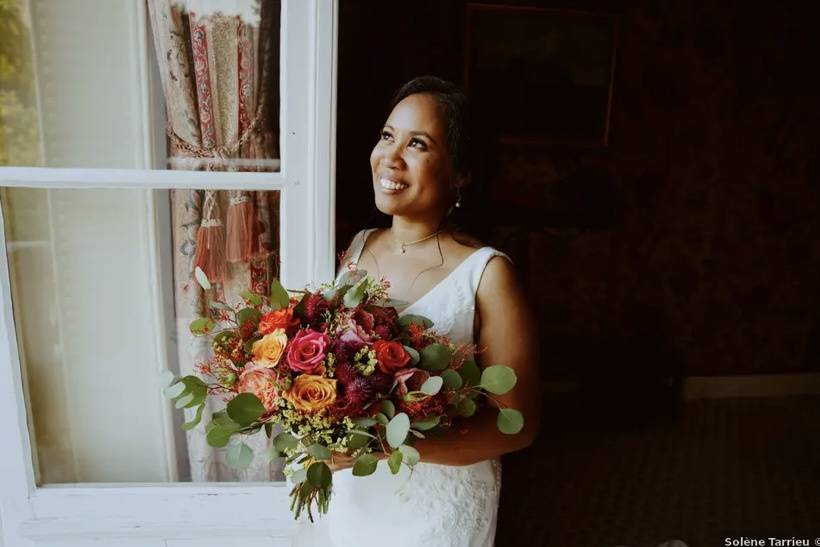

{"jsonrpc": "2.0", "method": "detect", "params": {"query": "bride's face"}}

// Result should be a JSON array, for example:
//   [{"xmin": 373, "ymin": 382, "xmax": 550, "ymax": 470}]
[{"xmin": 370, "ymin": 93, "xmax": 454, "ymax": 219}]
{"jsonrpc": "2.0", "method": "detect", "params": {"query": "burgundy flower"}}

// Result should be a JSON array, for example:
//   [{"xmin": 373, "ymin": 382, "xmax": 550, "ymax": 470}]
[
  {"xmin": 301, "ymin": 293, "xmax": 329, "ymax": 326},
  {"xmin": 334, "ymin": 361, "xmax": 359, "ymax": 386}
]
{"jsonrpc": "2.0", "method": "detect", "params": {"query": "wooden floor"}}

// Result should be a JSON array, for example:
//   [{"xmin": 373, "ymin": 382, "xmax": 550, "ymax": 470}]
[{"xmin": 496, "ymin": 394, "xmax": 820, "ymax": 547}]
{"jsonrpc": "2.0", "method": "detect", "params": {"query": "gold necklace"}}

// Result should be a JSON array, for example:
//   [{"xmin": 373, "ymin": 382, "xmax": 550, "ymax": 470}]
[{"xmin": 392, "ymin": 229, "xmax": 442, "ymax": 254}]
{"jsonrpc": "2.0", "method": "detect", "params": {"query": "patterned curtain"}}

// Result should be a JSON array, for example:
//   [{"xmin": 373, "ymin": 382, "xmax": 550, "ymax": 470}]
[{"xmin": 148, "ymin": 0, "xmax": 281, "ymax": 481}]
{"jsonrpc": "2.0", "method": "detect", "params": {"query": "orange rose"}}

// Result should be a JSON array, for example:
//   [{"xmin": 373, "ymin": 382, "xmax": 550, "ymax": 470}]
[
  {"xmin": 251, "ymin": 329, "xmax": 288, "ymax": 367},
  {"xmin": 285, "ymin": 374, "xmax": 337, "ymax": 413},
  {"xmin": 258, "ymin": 307, "xmax": 299, "ymax": 335},
  {"xmin": 373, "ymin": 340, "xmax": 411, "ymax": 374}
]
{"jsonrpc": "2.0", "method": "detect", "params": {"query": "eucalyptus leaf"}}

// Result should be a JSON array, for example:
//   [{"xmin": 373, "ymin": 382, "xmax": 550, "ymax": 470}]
[
  {"xmin": 194, "ymin": 266, "xmax": 211, "ymax": 290},
  {"xmin": 380, "ymin": 298, "xmax": 410, "ymax": 308},
  {"xmin": 239, "ymin": 290, "xmax": 263, "ymax": 307},
  {"xmin": 290, "ymin": 467, "xmax": 307, "ymax": 484},
  {"xmin": 404, "ymin": 345, "xmax": 420, "ymax": 366},
  {"xmin": 402, "ymin": 391, "xmax": 429, "ymax": 403},
  {"xmin": 236, "ymin": 307, "xmax": 262, "ymax": 327},
  {"xmin": 388, "ymin": 450, "xmax": 403, "ymax": 474},
  {"xmin": 409, "ymin": 429, "xmax": 425, "ymax": 439},
  {"xmin": 440, "ymin": 369, "xmax": 463, "ymax": 390},
  {"xmin": 386, "ymin": 412, "xmax": 410, "ymax": 449},
  {"xmin": 480, "ymin": 365, "xmax": 518, "ymax": 395},
  {"xmin": 189, "ymin": 317, "xmax": 215, "ymax": 335},
  {"xmin": 458, "ymin": 358, "xmax": 481, "ymax": 387},
  {"xmin": 163, "ymin": 381, "xmax": 185, "ymax": 399},
  {"xmin": 307, "ymin": 444, "xmax": 332, "ymax": 461},
  {"xmin": 420, "ymin": 376, "xmax": 443, "ymax": 395},
  {"xmin": 419, "ymin": 343, "xmax": 451, "ymax": 372},
  {"xmin": 375, "ymin": 412, "xmax": 389, "ymax": 426},
  {"xmin": 227, "ymin": 393, "xmax": 266, "ymax": 426},
  {"xmin": 181, "ymin": 403, "xmax": 205, "ymax": 431},
  {"xmin": 347, "ymin": 431, "xmax": 372, "ymax": 450},
  {"xmin": 411, "ymin": 416, "xmax": 440, "ymax": 431},
  {"xmin": 497, "ymin": 408, "xmax": 524, "ymax": 434},
  {"xmin": 380, "ymin": 399, "xmax": 396, "ymax": 419},
  {"xmin": 174, "ymin": 392, "xmax": 195, "ymax": 409},
  {"xmin": 398, "ymin": 314, "xmax": 433, "ymax": 329},
  {"xmin": 343, "ymin": 278, "xmax": 368, "ymax": 308},
  {"xmin": 226, "ymin": 441, "xmax": 254, "ymax": 470},
  {"xmin": 269, "ymin": 278, "xmax": 290, "ymax": 311},
  {"xmin": 307, "ymin": 461, "xmax": 333, "ymax": 488},
  {"xmin": 398, "ymin": 444, "xmax": 420, "ymax": 466},
  {"xmin": 352, "ymin": 416, "xmax": 377, "ymax": 428},
  {"xmin": 273, "ymin": 432, "xmax": 299, "ymax": 453},
  {"xmin": 206, "ymin": 424, "xmax": 236, "ymax": 448},
  {"xmin": 338, "ymin": 269, "xmax": 366, "ymax": 287},
  {"xmin": 352, "ymin": 454, "xmax": 379, "ymax": 476},
  {"xmin": 457, "ymin": 398, "xmax": 477, "ymax": 417}
]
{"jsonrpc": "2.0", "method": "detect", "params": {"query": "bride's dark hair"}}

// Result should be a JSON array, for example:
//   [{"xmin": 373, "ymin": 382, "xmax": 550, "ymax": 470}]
[{"xmin": 370, "ymin": 75, "xmax": 489, "ymax": 244}]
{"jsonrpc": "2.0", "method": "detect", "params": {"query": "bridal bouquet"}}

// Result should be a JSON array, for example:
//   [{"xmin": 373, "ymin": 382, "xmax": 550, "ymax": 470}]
[{"xmin": 164, "ymin": 266, "xmax": 523, "ymax": 521}]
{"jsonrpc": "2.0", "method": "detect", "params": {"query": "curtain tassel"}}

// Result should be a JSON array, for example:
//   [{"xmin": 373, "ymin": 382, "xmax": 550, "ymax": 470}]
[
  {"xmin": 194, "ymin": 190, "xmax": 228, "ymax": 283},
  {"xmin": 226, "ymin": 191, "xmax": 259, "ymax": 263}
]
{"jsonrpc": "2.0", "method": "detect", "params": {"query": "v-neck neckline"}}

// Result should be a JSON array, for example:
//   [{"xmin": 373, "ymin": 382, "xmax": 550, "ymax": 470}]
[{"xmin": 354, "ymin": 228, "xmax": 486, "ymax": 316}]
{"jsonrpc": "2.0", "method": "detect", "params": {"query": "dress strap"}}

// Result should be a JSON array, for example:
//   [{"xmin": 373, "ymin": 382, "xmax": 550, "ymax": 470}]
[{"xmin": 467, "ymin": 247, "xmax": 513, "ymax": 297}]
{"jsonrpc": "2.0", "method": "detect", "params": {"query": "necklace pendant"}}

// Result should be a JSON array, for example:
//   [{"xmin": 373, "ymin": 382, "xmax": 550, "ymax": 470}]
[{"xmin": 401, "ymin": 246, "xmax": 406, "ymax": 254}]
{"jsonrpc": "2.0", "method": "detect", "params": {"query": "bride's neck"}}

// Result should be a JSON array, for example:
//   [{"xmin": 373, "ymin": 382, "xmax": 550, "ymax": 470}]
[{"xmin": 389, "ymin": 215, "xmax": 445, "ymax": 246}]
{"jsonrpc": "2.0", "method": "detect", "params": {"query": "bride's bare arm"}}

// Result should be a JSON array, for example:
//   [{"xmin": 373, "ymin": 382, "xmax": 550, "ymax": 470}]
[{"xmin": 413, "ymin": 256, "xmax": 542, "ymax": 465}]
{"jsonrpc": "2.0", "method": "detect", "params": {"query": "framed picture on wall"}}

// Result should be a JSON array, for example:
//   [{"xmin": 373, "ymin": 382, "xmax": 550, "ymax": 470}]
[{"xmin": 465, "ymin": 4, "xmax": 618, "ymax": 147}]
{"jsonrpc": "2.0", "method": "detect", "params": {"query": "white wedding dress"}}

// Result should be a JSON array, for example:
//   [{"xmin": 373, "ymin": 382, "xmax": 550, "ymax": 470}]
[{"xmin": 295, "ymin": 228, "xmax": 511, "ymax": 547}]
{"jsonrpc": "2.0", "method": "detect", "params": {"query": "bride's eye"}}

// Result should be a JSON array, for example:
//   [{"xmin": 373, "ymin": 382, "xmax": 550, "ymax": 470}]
[
  {"xmin": 380, "ymin": 130, "xmax": 393, "ymax": 142},
  {"xmin": 409, "ymin": 137, "xmax": 426, "ymax": 150}
]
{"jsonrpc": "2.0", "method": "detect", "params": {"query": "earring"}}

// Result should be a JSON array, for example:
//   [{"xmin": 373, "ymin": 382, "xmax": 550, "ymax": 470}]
[{"xmin": 455, "ymin": 187, "xmax": 462, "ymax": 208}]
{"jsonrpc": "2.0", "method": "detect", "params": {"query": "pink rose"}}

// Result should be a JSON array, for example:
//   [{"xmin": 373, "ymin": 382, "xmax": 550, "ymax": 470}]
[
  {"xmin": 237, "ymin": 364, "xmax": 278, "ymax": 414},
  {"xmin": 286, "ymin": 329, "xmax": 330, "ymax": 374},
  {"xmin": 394, "ymin": 367, "xmax": 430, "ymax": 396}
]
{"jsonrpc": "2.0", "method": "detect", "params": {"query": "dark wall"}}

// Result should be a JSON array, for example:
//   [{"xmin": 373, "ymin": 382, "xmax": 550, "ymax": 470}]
[{"xmin": 335, "ymin": 0, "xmax": 820, "ymax": 379}]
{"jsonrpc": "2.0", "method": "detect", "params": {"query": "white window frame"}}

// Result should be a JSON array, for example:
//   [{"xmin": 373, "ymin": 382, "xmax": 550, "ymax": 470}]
[{"xmin": 0, "ymin": 0, "xmax": 337, "ymax": 544}]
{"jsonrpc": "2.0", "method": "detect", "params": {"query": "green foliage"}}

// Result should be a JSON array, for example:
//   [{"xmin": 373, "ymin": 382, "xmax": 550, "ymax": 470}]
[
  {"xmin": 342, "ymin": 277, "xmax": 368, "ymax": 307},
  {"xmin": 457, "ymin": 398, "xmax": 477, "ymax": 417},
  {"xmin": 352, "ymin": 416, "xmax": 377, "ymax": 428},
  {"xmin": 239, "ymin": 290, "xmax": 263, "ymax": 306},
  {"xmin": 398, "ymin": 314, "xmax": 433, "ymax": 329},
  {"xmin": 189, "ymin": 317, "xmax": 215, "ymax": 335},
  {"xmin": 226, "ymin": 442, "xmax": 254, "ymax": 470},
  {"xmin": 420, "ymin": 376, "xmax": 443, "ymax": 396},
  {"xmin": 352, "ymin": 454, "xmax": 378, "ymax": 476},
  {"xmin": 194, "ymin": 267, "xmax": 212, "ymax": 290},
  {"xmin": 388, "ymin": 450, "xmax": 403, "ymax": 474},
  {"xmin": 273, "ymin": 432, "xmax": 299, "ymax": 453},
  {"xmin": 458, "ymin": 358, "xmax": 481, "ymax": 387},
  {"xmin": 307, "ymin": 444, "xmax": 332, "ymax": 461},
  {"xmin": 440, "ymin": 369, "xmax": 463, "ymax": 389},
  {"xmin": 269, "ymin": 279, "xmax": 290, "ymax": 310},
  {"xmin": 181, "ymin": 403, "xmax": 205, "ymax": 431},
  {"xmin": 386, "ymin": 412, "xmax": 410, "ymax": 449},
  {"xmin": 236, "ymin": 307, "xmax": 262, "ymax": 328},
  {"xmin": 411, "ymin": 416, "xmax": 440, "ymax": 431},
  {"xmin": 480, "ymin": 365, "xmax": 517, "ymax": 395},
  {"xmin": 398, "ymin": 444, "xmax": 420, "ymax": 466},
  {"xmin": 226, "ymin": 393, "xmax": 266, "ymax": 426},
  {"xmin": 404, "ymin": 345, "xmax": 420, "ymax": 366},
  {"xmin": 419, "ymin": 343, "xmax": 452, "ymax": 372},
  {"xmin": 347, "ymin": 431, "xmax": 372, "ymax": 450},
  {"xmin": 307, "ymin": 462, "xmax": 332, "ymax": 488},
  {"xmin": 380, "ymin": 399, "xmax": 396, "ymax": 419},
  {"xmin": 497, "ymin": 408, "xmax": 524, "ymax": 434}
]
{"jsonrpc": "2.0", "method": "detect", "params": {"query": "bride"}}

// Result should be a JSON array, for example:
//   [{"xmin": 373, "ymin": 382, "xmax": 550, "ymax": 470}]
[{"xmin": 299, "ymin": 76, "xmax": 540, "ymax": 547}]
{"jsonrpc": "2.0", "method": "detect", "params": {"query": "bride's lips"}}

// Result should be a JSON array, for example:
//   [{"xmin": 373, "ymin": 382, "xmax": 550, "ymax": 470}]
[{"xmin": 377, "ymin": 176, "xmax": 409, "ymax": 195}]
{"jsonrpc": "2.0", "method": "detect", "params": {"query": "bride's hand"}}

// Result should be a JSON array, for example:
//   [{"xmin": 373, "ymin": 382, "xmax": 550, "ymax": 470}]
[{"xmin": 328, "ymin": 451, "xmax": 386, "ymax": 472}]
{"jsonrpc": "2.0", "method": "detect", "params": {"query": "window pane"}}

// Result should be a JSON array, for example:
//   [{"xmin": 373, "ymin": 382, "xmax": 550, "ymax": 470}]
[
  {"xmin": 0, "ymin": 0, "xmax": 281, "ymax": 171},
  {"xmin": 1, "ymin": 187, "xmax": 281, "ymax": 483}
]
